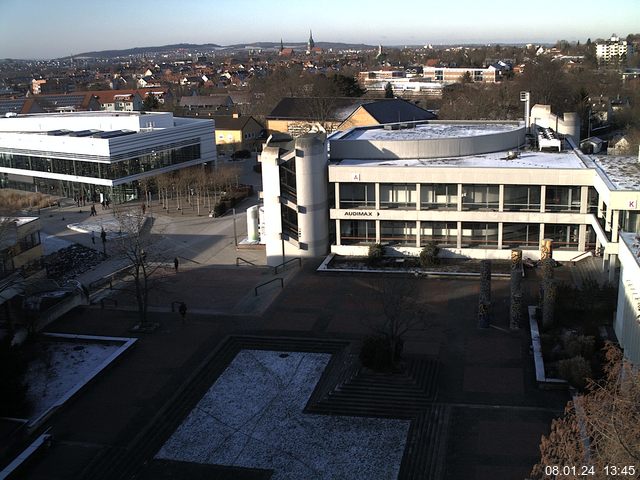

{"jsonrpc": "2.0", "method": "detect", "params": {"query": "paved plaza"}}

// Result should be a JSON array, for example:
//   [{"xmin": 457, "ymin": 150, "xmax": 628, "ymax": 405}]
[{"xmin": 8, "ymin": 177, "xmax": 570, "ymax": 479}]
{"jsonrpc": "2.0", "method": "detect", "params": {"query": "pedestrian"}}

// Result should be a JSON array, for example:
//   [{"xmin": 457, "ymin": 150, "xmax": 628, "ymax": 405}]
[
  {"xmin": 100, "ymin": 228, "xmax": 107, "ymax": 255},
  {"xmin": 106, "ymin": 198, "xmax": 111, "ymax": 209},
  {"xmin": 101, "ymin": 200, "xmax": 105, "ymax": 210},
  {"xmin": 142, "ymin": 203, "xmax": 146, "ymax": 215},
  {"xmin": 174, "ymin": 257, "xmax": 179, "ymax": 272},
  {"xmin": 90, "ymin": 204, "xmax": 97, "ymax": 216},
  {"xmin": 179, "ymin": 302, "xmax": 187, "ymax": 323},
  {"xmin": 91, "ymin": 231, "xmax": 95, "ymax": 244}
]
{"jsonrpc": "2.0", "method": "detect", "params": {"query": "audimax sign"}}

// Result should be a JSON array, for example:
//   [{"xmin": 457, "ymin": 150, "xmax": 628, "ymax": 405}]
[{"xmin": 344, "ymin": 211, "xmax": 380, "ymax": 217}]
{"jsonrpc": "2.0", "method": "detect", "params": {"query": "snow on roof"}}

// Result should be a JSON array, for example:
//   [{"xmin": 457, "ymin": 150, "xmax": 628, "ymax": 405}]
[
  {"xmin": 342, "ymin": 122, "xmax": 520, "ymax": 141},
  {"xmin": 592, "ymin": 156, "xmax": 640, "ymax": 191},
  {"xmin": 334, "ymin": 149, "xmax": 586, "ymax": 169}
]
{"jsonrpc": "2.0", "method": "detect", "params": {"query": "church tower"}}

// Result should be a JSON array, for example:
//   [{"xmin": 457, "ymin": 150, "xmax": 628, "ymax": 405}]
[{"xmin": 307, "ymin": 30, "xmax": 315, "ymax": 54}]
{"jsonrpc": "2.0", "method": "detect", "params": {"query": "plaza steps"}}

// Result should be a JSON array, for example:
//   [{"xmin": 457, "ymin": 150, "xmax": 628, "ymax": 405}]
[
  {"xmin": 79, "ymin": 336, "xmax": 348, "ymax": 480},
  {"xmin": 306, "ymin": 357, "xmax": 440, "ymax": 419},
  {"xmin": 570, "ymin": 255, "xmax": 606, "ymax": 288},
  {"xmin": 398, "ymin": 404, "xmax": 450, "ymax": 480}
]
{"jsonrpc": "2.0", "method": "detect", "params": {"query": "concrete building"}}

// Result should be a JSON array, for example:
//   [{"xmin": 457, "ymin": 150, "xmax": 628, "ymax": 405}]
[
  {"xmin": 0, "ymin": 111, "xmax": 216, "ymax": 203},
  {"xmin": 259, "ymin": 111, "xmax": 640, "ymax": 275},
  {"xmin": 596, "ymin": 34, "xmax": 632, "ymax": 64},
  {"xmin": 615, "ymin": 232, "xmax": 640, "ymax": 364},
  {"xmin": 422, "ymin": 65, "xmax": 502, "ymax": 84}
]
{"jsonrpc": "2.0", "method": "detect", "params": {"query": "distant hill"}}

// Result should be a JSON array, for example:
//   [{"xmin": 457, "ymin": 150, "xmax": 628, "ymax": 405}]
[
  {"xmin": 72, "ymin": 43, "xmax": 223, "ymax": 58},
  {"xmin": 70, "ymin": 41, "xmax": 376, "ymax": 58}
]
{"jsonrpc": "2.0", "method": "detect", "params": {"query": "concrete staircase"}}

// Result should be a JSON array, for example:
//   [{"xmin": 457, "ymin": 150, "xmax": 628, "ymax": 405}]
[{"xmin": 570, "ymin": 256, "xmax": 607, "ymax": 288}]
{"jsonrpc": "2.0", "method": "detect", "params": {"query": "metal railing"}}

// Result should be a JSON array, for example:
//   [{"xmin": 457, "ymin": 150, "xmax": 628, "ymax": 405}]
[
  {"xmin": 254, "ymin": 277, "xmax": 283, "ymax": 296},
  {"xmin": 274, "ymin": 257, "xmax": 301, "ymax": 274},
  {"xmin": 236, "ymin": 257, "xmax": 258, "ymax": 267}
]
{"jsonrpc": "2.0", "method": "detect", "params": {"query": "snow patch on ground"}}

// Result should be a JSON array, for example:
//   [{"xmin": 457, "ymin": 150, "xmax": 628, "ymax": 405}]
[
  {"xmin": 67, "ymin": 217, "xmax": 128, "ymax": 239},
  {"xmin": 41, "ymin": 234, "xmax": 73, "ymax": 255},
  {"xmin": 156, "ymin": 350, "xmax": 410, "ymax": 480},
  {"xmin": 25, "ymin": 341, "xmax": 121, "ymax": 420}
]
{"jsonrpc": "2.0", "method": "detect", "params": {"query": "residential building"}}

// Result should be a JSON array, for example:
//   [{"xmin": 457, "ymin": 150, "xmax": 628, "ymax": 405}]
[
  {"xmin": 266, "ymin": 97, "xmax": 436, "ymax": 137},
  {"xmin": 259, "ymin": 108, "xmax": 640, "ymax": 278},
  {"xmin": 213, "ymin": 114, "xmax": 264, "ymax": 155},
  {"xmin": 0, "ymin": 111, "xmax": 216, "ymax": 203},
  {"xmin": 179, "ymin": 95, "xmax": 234, "ymax": 111},
  {"xmin": 0, "ymin": 93, "xmax": 101, "ymax": 115},
  {"xmin": 596, "ymin": 34, "xmax": 632, "ymax": 64}
]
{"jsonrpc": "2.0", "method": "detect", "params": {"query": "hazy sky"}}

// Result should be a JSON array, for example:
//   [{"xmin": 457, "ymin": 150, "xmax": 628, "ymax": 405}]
[{"xmin": 1, "ymin": 0, "xmax": 638, "ymax": 59}]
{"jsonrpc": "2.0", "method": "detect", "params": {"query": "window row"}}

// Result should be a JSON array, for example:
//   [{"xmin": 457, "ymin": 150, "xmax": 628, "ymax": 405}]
[
  {"xmin": 338, "ymin": 183, "xmax": 596, "ymax": 213},
  {"xmin": 339, "ymin": 220, "xmax": 592, "ymax": 250},
  {"xmin": 0, "ymin": 144, "xmax": 201, "ymax": 180}
]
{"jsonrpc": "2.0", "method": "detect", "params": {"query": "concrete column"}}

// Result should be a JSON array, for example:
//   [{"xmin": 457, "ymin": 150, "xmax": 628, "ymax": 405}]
[
  {"xmin": 605, "ymin": 205, "xmax": 613, "ymax": 232},
  {"xmin": 498, "ymin": 222, "xmax": 504, "ymax": 249},
  {"xmin": 598, "ymin": 198, "xmax": 604, "ymax": 218},
  {"xmin": 335, "ymin": 219, "xmax": 341, "ymax": 246},
  {"xmin": 375, "ymin": 183, "xmax": 380, "ymax": 210},
  {"xmin": 334, "ymin": 182, "xmax": 340, "ymax": 209},
  {"xmin": 540, "ymin": 185, "xmax": 546, "ymax": 213},
  {"xmin": 457, "ymin": 184, "xmax": 463, "ymax": 212},
  {"xmin": 539, "ymin": 223, "xmax": 545, "ymax": 247},
  {"xmin": 416, "ymin": 221, "xmax": 421, "ymax": 248},
  {"xmin": 498, "ymin": 184, "xmax": 504, "ymax": 212},
  {"xmin": 456, "ymin": 221, "xmax": 462, "ymax": 249},
  {"xmin": 580, "ymin": 186, "xmax": 588, "ymax": 214},
  {"xmin": 416, "ymin": 183, "xmax": 421, "ymax": 212},
  {"xmin": 608, "ymin": 254, "xmax": 617, "ymax": 283},
  {"xmin": 375, "ymin": 219, "xmax": 381, "ymax": 243},
  {"xmin": 578, "ymin": 224, "xmax": 587, "ymax": 251},
  {"xmin": 612, "ymin": 210, "xmax": 620, "ymax": 242}
]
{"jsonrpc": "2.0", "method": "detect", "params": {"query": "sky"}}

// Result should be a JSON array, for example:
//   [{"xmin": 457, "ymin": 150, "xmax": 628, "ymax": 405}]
[{"xmin": 0, "ymin": 0, "xmax": 639, "ymax": 59}]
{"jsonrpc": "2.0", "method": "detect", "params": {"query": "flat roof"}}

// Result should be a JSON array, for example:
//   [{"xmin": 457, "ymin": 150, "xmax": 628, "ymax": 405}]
[
  {"xmin": 620, "ymin": 232, "xmax": 640, "ymax": 269},
  {"xmin": 592, "ymin": 156, "xmax": 640, "ymax": 191},
  {"xmin": 333, "ymin": 149, "xmax": 587, "ymax": 169},
  {"xmin": 340, "ymin": 122, "xmax": 521, "ymax": 141}
]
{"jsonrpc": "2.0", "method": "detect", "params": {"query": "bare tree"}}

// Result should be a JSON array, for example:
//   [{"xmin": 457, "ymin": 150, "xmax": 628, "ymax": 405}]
[
  {"xmin": 363, "ymin": 276, "xmax": 430, "ymax": 368},
  {"xmin": 531, "ymin": 343, "xmax": 640, "ymax": 479},
  {"xmin": 112, "ymin": 206, "xmax": 163, "ymax": 330}
]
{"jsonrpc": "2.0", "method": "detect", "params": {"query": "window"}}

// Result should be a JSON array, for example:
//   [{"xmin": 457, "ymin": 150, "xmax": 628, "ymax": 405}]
[
  {"xmin": 279, "ymin": 158, "xmax": 296, "ymax": 200},
  {"xmin": 503, "ymin": 185, "xmax": 541, "ymax": 211},
  {"xmin": 340, "ymin": 220, "xmax": 376, "ymax": 245},
  {"xmin": 420, "ymin": 221, "xmax": 457, "ymax": 247},
  {"xmin": 281, "ymin": 204, "xmax": 298, "ymax": 241},
  {"xmin": 502, "ymin": 223, "xmax": 540, "ymax": 248},
  {"xmin": 339, "ymin": 183, "xmax": 375, "ymax": 209},
  {"xmin": 380, "ymin": 221, "xmax": 416, "ymax": 246},
  {"xmin": 461, "ymin": 222, "xmax": 499, "ymax": 248},
  {"xmin": 545, "ymin": 224, "xmax": 579, "ymax": 249},
  {"xmin": 420, "ymin": 184, "xmax": 457, "ymax": 209},
  {"xmin": 380, "ymin": 184, "xmax": 416, "ymax": 209},
  {"xmin": 587, "ymin": 187, "xmax": 598, "ymax": 214},
  {"xmin": 462, "ymin": 185, "xmax": 499, "ymax": 210},
  {"xmin": 545, "ymin": 186, "xmax": 581, "ymax": 212}
]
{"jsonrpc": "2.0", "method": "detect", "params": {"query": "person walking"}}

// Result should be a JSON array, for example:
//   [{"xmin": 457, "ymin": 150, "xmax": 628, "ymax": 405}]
[
  {"xmin": 91, "ymin": 231, "xmax": 95, "ymax": 245},
  {"xmin": 174, "ymin": 257, "xmax": 179, "ymax": 272},
  {"xmin": 179, "ymin": 302, "xmax": 187, "ymax": 323}
]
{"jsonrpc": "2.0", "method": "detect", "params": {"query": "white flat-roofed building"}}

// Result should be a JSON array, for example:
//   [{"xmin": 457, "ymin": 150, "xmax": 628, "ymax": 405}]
[
  {"xmin": 260, "ymin": 115, "xmax": 640, "ymax": 278},
  {"xmin": 596, "ymin": 34, "xmax": 632, "ymax": 64},
  {"xmin": 0, "ymin": 111, "xmax": 216, "ymax": 203},
  {"xmin": 615, "ymin": 232, "xmax": 640, "ymax": 365}
]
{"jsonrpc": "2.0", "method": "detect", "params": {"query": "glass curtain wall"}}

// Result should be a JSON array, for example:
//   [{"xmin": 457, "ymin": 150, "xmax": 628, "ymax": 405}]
[
  {"xmin": 339, "ymin": 183, "xmax": 376, "ymax": 209},
  {"xmin": 420, "ymin": 221, "xmax": 457, "ymax": 247},
  {"xmin": 420, "ymin": 184, "xmax": 458, "ymax": 210},
  {"xmin": 503, "ymin": 185, "xmax": 541, "ymax": 211},
  {"xmin": 340, "ymin": 220, "xmax": 376, "ymax": 245},
  {"xmin": 380, "ymin": 221, "xmax": 417, "ymax": 246},
  {"xmin": 502, "ymin": 223, "xmax": 540, "ymax": 248},
  {"xmin": 462, "ymin": 185, "xmax": 499, "ymax": 210},
  {"xmin": 380, "ymin": 184, "xmax": 417, "ymax": 209},
  {"xmin": 545, "ymin": 186, "xmax": 581, "ymax": 212},
  {"xmin": 461, "ymin": 222, "xmax": 499, "ymax": 248}
]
